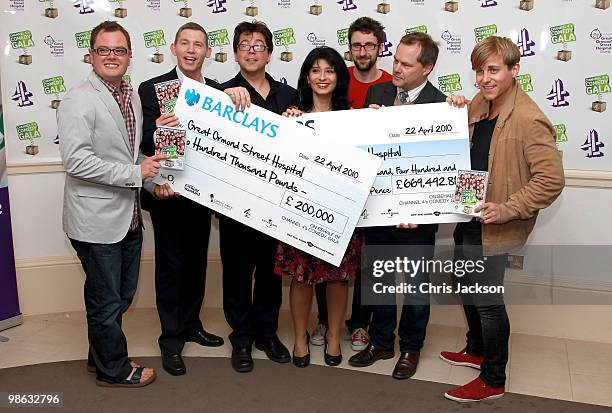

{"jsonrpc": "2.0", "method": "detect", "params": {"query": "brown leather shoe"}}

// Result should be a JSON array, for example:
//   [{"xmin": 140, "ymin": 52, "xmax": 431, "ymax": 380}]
[
  {"xmin": 392, "ymin": 352, "xmax": 419, "ymax": 379},
  {"xmin": 348, "ymin": 343, "xmax": 394, "ymax": 368}
]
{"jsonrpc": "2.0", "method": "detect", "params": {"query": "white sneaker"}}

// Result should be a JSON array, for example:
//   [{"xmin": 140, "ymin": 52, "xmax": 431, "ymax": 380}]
[
  {"xmin": 350, "ymin": 327, "xmax": 369, "ymax": 351},
  {"xmin": 310, "ymin": 323, "xmax": 327, "ymax": 346}
]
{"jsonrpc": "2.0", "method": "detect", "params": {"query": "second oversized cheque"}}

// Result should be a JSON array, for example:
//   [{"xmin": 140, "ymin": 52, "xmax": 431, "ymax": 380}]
[
  {"xmin": 155, "ymin": 79, "xmax": 382, "ymax": 266},
  {"xmin": 303, "ymin": 104, "xmax": 472, "ymax": 226}
]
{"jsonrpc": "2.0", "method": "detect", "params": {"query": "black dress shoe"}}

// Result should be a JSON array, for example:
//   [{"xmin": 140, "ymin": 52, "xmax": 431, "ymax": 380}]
[
  {"xmin": 186, "ymin": 329, "xmax": 224, "ymax": 347},
  {"xmin": 292, "ymin": 332, "xmax": 310, "ymax": 368},
  {"xmin": 255, "ymin": 335, "xmax": 291, "ymax": 363},
  {"xmin": 392, "ymin": 352, "xmax": 420, "ymax": 380},
  {"xmin": 231, "ymin": 346, "xmax": 254, "ymax": 373},
  {"xmin": 162, "ymin": 353, "xmax": 186, "ymax": 376},
  {"xmin": 348, "ymin": 343, "xmax": 395, "ymax": 367},
  {"xmin": 324, "ymin": 342, "xmax": 342, "ymax": 366}
]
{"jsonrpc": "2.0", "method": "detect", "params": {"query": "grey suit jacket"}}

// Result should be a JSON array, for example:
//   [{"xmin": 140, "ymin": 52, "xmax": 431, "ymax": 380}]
[
  {"xmin": 363, "ymin": 80, "xmax": 448, "ymax": 107},
  {"xmin": 58, "ymin": 71, "xmax": 149, "ymax": 243}
]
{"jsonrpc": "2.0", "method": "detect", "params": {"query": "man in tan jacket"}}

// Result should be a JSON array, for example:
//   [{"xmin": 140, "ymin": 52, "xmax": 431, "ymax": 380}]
[{"xmin": 440, "ymin": 36, "xmax": 564, "ymax": 402}]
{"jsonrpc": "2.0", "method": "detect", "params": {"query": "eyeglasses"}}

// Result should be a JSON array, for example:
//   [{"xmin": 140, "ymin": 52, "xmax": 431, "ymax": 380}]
[
  {"xmin": 237, "ymin": 43, "xmax": 267, "ymax": 52},
  {"xmin": 350, "ymin": 42, "xmax": 378, "ymax": 52},
  {"xmin": 92, "ymin": 47, "xmax": 129, "ymax": 56}
]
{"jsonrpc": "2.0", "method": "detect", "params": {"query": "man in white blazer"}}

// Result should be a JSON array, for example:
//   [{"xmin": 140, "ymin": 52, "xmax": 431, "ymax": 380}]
[{"xmin": 58, "ymin": 21, "xmax": 163, "ymax": 388}]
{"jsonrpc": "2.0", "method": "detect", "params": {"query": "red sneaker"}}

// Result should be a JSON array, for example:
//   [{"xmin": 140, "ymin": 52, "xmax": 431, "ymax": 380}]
[
  {"xmin": 445, "ymin": 376, "xmax": 505, "ymax": 403},
  {"xmin": 439, "ymin": 347, "xmax": 483, "ymax": 369}
]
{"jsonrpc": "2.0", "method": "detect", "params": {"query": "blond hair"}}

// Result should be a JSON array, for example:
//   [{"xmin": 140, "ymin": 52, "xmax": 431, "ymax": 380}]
[{"xmin": 471, "ymin": 36, "xmax": 520, "ymax": 71}]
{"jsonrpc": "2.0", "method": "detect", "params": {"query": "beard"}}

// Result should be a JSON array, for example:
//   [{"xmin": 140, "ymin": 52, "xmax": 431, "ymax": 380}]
[{"xmin": 353, "ymin": 55, "xmax": 378, "ymax": 72}]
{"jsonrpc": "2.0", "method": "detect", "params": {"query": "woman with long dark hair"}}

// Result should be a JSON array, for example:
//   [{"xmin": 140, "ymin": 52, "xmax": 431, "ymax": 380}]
[{"xmin": 274, "ymin": 46, "xmax": 360, "ymax": 368}]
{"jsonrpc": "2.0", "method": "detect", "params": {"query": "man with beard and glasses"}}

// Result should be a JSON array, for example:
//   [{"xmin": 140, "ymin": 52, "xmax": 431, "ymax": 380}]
[
  {"xmin": 347, "ymin": 17, "xmax": 393, "ymax": 109},
  {"xmin": 309, "ymin": 16, "xmax": 393, "ymax": 353}
]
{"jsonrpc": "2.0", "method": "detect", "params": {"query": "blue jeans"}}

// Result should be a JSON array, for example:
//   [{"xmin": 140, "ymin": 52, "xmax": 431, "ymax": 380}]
[
  {"xmin": 369, "ymin": 299, "xmax": 431, "ymax": 354},
  {"xmin": 367, "ymin": 246, "xmax": 433, "ymax": 354},
  {"xmin": 70, "ymin": 227, "xmax": 142, "ymax": 381},
  {"xmin": 365, "ymin": 225, "xmax": 436, "ymax": 354}
]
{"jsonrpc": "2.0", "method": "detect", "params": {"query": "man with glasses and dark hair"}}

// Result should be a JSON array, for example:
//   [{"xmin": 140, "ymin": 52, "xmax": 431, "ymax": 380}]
[
  {"xmin": 309, "ymin": 17, "xmax": 393, "ymax": 353},
  {"xmin": 58, "ymin": 20, "xmax": 163, "ymax": 388},
  {"xmin": 137, "ymin": 22, "xmax": 225, "ymax": 377},
  {"xmin": 219, "ymin": 21, "xmax": 298, "ymax": 373},
  {"xmin": 349, "ymin": 32, "xmax": 447, "ymax": 380}
]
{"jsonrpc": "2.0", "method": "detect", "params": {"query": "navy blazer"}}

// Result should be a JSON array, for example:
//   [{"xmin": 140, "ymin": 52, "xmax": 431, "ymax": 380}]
[{"xmin": 363, "ymin": 80, "xmax": 447, "ymax": 107}]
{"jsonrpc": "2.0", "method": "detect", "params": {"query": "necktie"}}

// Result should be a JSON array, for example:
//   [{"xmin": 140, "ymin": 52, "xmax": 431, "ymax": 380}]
[{"xmin": 398, "ymin": 90, "xmax": 410, "ymax": 105}]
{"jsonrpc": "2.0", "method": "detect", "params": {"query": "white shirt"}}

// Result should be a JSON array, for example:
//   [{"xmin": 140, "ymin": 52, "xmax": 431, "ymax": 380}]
[{"xmin": 176, "ymin": 66, "xmax": 207, "ymax": 85}]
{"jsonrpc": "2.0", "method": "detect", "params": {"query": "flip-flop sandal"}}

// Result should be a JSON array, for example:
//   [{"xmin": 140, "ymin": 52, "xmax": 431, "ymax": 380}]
[
  {"xmin": 87, "ymin": 359, "xmax": 141, "ymax": 373},
  {"xmin": 95, "ymin": 367, "xmax": 156, "ymax": 388}
]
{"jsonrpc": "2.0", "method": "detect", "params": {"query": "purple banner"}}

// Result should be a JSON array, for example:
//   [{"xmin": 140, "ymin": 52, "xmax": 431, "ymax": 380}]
[
  {"xmin": 1, "ymin": 109, "xmax": 20, "ymax": 323},
  {"xmin": 0, "ymin": 187, "xmax": 20, "ymax": 321}
]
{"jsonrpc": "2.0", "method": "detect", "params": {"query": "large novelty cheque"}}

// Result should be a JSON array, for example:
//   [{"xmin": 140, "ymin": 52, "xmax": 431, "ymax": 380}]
[
  {"xmin": 303, "ymin": 104, "xmax": 472, "ymax": 227},
  {"xmin": 155, "ymin": 79, "xmax": 382, "ymax": 266}
]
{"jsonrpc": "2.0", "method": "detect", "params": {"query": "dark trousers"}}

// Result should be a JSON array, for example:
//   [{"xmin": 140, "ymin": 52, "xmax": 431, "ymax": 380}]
[
  {"xmin": 369, "ymin": 294, "xmax": 431, "ymax": 354},
  {"xmin": 365, "ymin": 225, "xmax": 436, "ymax": 354},
  {"xmin": 150, "ymin": 197, "xmax": 212, "ymax": 355},
  {"xmin": 454, "ymin": 222, "xmax": 509, "ymax": 388},
  {"xmin": 314, "ymin": 267, "xmax": 370, "ymax": 331},
  {"xmin": 219, "ymin": 216, "xmax": 282, "ymax": 348},
  {"xmin": 69, "ymin": 227, "xmax": 142, "ymax": 381},
  {"xmin": 315, "ymin": 282, "xmax": 328, "ymax": 326}
]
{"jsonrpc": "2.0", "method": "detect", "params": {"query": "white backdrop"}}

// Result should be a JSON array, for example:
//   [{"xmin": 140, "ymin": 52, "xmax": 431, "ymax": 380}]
[{"xmin": 0, "ymin": 0, "xmax": 610, "ymax": 172}]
